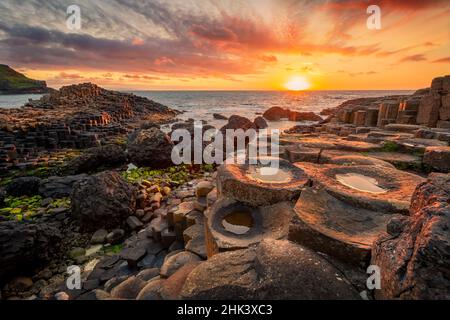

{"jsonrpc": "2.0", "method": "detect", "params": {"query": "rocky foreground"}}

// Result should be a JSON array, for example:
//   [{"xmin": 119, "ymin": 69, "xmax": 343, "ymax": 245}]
[{"xmin": 0, "ymin": 76, "xmax": 449, "ymax": 300}]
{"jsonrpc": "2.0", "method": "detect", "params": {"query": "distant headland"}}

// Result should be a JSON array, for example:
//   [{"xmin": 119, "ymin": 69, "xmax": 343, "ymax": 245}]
[{"xmin": 0, "ymin": 65, "xmax": 54, "ymax": 95}]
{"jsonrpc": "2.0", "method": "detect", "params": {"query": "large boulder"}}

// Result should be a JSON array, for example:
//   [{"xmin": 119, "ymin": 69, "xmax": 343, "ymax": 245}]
[
  {"xmin": 253, "ymin": 116, "xmax": 268, "ymax": 130},
  {"xmin": 128, "ymin": 128, "xmax": 174, "ymax": 168},
  {"xmin": 288, "ymin": 111, "xmax": 323, "ymax": 122},
  {"xmin": 39, "ymin": 174, "xmax": 88, "ymax": 198},
  {"xmin": 181, "ymin": 239, "xmax": 360, "ymax": 300},
  {"xmin": 263, "ymin": 107, "xmax": 289, "ymax": 121},
  {"xmin": 372, "ymin": 173, "xmax": 450, "ymax": 300},
  {"xmin": 5, "ymin": 177, "xmax": 41, "ymax": 196},
  {"xmin": 62, "ymin": 144, "xmax": 127, "ymax": 175},
  {"xmin": 0, "ymin": 220, "xmax": 64, "ymax": 283},
  {"xmin": 220, "ymin": 115, "xmax": 256, "ymax": 132},
  {"xmin": 71, "ymin": 171, "xmax": 137, "ymax": 231}
]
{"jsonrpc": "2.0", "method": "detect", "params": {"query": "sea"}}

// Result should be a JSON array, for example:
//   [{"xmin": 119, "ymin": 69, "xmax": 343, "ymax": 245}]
[{"xmin": 0, "ymin": 90, "xmax": 413, "ymax": 131}]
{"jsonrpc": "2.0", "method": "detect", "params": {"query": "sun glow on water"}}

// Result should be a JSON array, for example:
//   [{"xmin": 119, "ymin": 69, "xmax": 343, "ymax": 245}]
[{"xmin": 285, "ymin": 76, "xmax": 311, "ymax": 91}]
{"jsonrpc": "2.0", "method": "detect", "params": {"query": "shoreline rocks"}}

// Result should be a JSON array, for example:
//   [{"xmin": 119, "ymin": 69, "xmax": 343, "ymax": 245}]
[
  {"xmin": 71, "ymin": 171, "xmax": 137, "ymax": 231},
  {"xmin": 128, "ymin": 128, "xmax": 174, "ymax": 168},
  {"xmin": 372, "ymin": 173, "xmax": 450, "ymax": 300},
  {"xmin": 181, "ymin": 239, "xmax": 360, "ymax": 300}
]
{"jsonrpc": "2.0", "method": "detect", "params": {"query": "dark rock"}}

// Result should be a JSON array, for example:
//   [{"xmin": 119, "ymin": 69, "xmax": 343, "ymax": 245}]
[
  {"xmin": 263, "ymin": 107, "xmax": 289, "ymax": 121},
  {"xmin": 71, "ymin": 171, "xmax": 136, "ymax": 231},
  {"xmin": 213, "ymin": 113, "xmax": 228, "ymax": 120},
  {"xmin": 39, "ymin": 174, "xmax": 88, "ymax": 198},
  {"xmin": 83, "ymin": 279, "xmax": 100, "ymax": 291},
  {"xmin": 288, "ymin": 111, "xmax": 323, "ymax": 122},
  {"xmin": 0, "ymin": 220, "xmax": 64, "ymax": 283},
  {"xmin": 126, "ymin": 216, "xmax": 143, "ymax": 230},
  {"xmin": 120, "ymin": 247, "xmax": 146, "ymax": 268},
  {"xmin": 77, "ymin": 289, "xmax": 111, "ymax": 300},
  {"xmin": 386, "ymin": 216, "xmax": 409, "ymax": 236},
  {"xmin": 90, "ymin": 229, "xmax": 108, "ymax": 245},
  {"xmin": 137, "ymin": 268, "xmax": 160, "ymax": 281},
  {"xmin": 62, "ymin": 144, "xmax": 127, "ymax": 175},
  {"xmin": 0, "ymin": 188, "xmax": 5, "ymax": 207},
  {"xmin": 372, "ymin": 173, "xmax": 450, "ymax": 300},
  {"xmin": 220, "ymin": 115, "xmax": 256, "ymax": 132},
  {"xmin": 6, "ymin": 276, "xmax": 33, "ymax": 292},
  {"xmin": 6, "ymin": 177, "xmax": 41, "ymax": 196},
  {"xmin": 181, "ymin": 239, "xmax": 360, "ymax": 300},
  {"xmin": 254, "ymin": 116, "xmax": 268, "ymax": 129},
  {"xmin": 106, "ymin": 229, "xmax": 125, "ymax": 244},
  {"xmin": 128, "ymin": 128, "xmax": 174, "ymax": 168},
  {"xmin": 423, "ymin": 146, "xmax": 450, "ymax": 173}
]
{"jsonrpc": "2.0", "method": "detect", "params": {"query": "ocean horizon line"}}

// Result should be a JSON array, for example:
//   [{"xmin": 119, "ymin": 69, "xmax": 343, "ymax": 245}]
[{"xmin": 120, "ymin": 88, "xmax": 416, "ymax": 93}]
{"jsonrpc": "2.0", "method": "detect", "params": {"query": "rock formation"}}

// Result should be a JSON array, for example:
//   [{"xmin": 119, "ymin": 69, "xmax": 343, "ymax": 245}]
[
  {"xmin": 0, "ymin": 83, "xmax": 178, "ymax": 172},
  {"xmin": 71, "ymin": 171, "xmax": 137, "ymax": 231},
  {"xmin": 128, "ymin": 128, "xmax": 174, "ymax": 168},
  {"xmin": 372, "ymin": 173, "xmax": 450, "ymax": 300},
  {"xmin": 181, "ymin": 239, "xmax": 360, "ymax": 300}
]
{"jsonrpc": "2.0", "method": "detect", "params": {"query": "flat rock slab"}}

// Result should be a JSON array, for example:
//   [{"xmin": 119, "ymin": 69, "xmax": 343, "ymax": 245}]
[
  {"xmin": 290, "ymin": 187, "xmax": 400, "ymax": 266},
  {"xmin": 367, "ymin": 152, "xmax": 422, "ymax": 169},
  {"xmin": 282, "ymin": 136, "xmax": 381, "ymax": 153},
  {"xmin": 181, "ymin": 239, "xmax": 360, "ymax": 300}
]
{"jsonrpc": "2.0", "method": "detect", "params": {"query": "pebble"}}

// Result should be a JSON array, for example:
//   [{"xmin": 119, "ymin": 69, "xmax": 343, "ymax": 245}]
[
  {"xmin": 54, "ymin": 292, "xmax": 70, "ymax": 300},
  {"xmin": 69, "ymin": 247, "xmax": 86, "ymax": 259},
  {"xmin": 196, "ymin": 181, "xmax": 214, "ymax": 197},
  {"xmin": 127, "ymin": 216, "xmax": 144, "ymax": 230},
  {"xmin": 106, "ymin": 229, "xmax": 125, "ymax": 244},
  {"xmin": 91, "ymin": 229, "xmax": 108, "ymax": 244}
]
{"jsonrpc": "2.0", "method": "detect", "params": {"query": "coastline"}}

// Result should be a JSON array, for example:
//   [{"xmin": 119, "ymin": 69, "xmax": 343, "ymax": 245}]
[{"xmin": 0, "ymin": 76, "xmax": 449, "ymax": 301}]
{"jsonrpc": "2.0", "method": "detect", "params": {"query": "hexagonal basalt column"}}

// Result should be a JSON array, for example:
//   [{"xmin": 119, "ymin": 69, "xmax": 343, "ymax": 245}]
[
  {"xmin": 289, "ymin": 186, "xmax": 402, "ymax": 266},
  {"xmin": 295, "ymin": 163, "xmax": 425, "ymax": 214},
  {"xmin": 205, "ymin": 197, "xmax": 294, "ymax": 258},
  {"xmin": 289, "ymin": 163, "xmax": 425, "ymax": 266},
  {"xmin": 217, "ymin": 157, "xmax": 310, "ymax": 206}
]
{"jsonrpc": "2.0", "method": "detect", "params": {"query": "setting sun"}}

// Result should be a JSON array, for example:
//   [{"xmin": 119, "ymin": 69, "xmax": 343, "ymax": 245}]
[{"xmin": 285, "ymin": 76, "xmax": 311, "ymax": 91}]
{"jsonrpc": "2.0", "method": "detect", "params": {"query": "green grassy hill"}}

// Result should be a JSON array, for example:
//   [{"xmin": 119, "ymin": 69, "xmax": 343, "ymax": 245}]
[{"xmin": 0, "ymin": 64, "xmax": 52, "ymax": 94}]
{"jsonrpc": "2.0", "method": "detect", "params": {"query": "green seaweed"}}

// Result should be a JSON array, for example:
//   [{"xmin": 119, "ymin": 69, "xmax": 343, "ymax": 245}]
[
  {"xmin": 0, "ymin": 195, "xmax": 71, "ymax": 221},
  {"xmin": 105, "ymin": 244, "xmax": 124, "ymax": 254},
  {"xmin": 1, "ymin": 195, "xmax": 43, "ymax": 221},
  {"xmin": 121, "ymin": 164, "xmax": 215, "ymax": 186},
  {"xmin": 380, "ymin": 141, "xmax": 399, "ymax": 153}
]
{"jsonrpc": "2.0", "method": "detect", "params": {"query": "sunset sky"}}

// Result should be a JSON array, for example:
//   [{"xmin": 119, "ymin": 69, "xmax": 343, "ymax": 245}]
[{"xmin": 0, "ymin": 0, "xmax": 449, "ymax": 90}]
